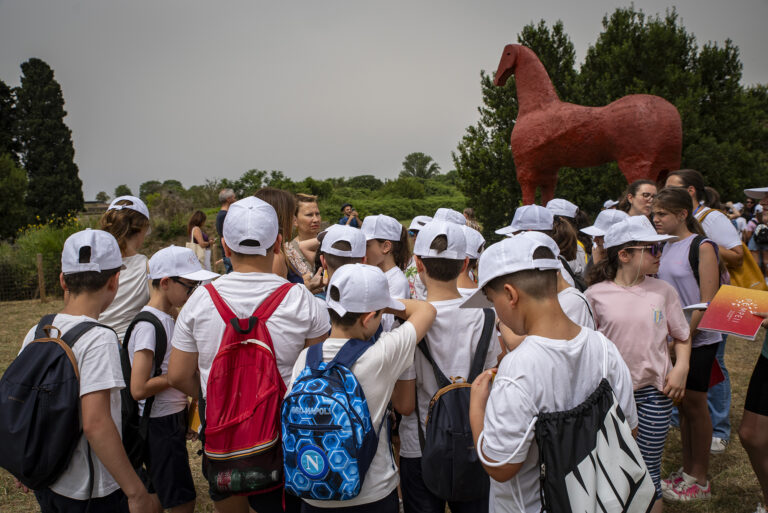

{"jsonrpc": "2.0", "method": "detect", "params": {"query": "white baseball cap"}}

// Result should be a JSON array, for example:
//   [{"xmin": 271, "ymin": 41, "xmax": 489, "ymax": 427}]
[
  {"xmin": 433, "ymin": 208, "xmax": 466, "ymax": 225},
  {"xmin": 61, "ymin": 229, "xmax": 123, "ymax": 275},
  {"xmin": 413, "ymin": 221, "xmax": 467, "ymax": 260},
  {"xmin": 732, "ymin": 202, "xmax": 744, "ymax": 212},
  {"xmin": 755, "ymin": 204, "xmax": 764, "ymax": 214},
  {"xmin": 408, "ymin": 215, "xmax": 433, "ymax": 232},
  {"xmin": 319, "ymin": 224, "xmax": 366, "ymax": 258},
  {"xmin": 461, "ymin": 225, "xmax": 485, "ymax": 259},
  {"xmin": 581, "ymin": 209, "xmax": 630, "ymax": 237},
  {"xmin": 516, "ymin": 231, "xmax": 560, "ymax": 258},
  {"xmin": 223, "ymin": 196, "xmax": 279, "ymax": 256},
  {"xmin": 603, "ymin": 199, "xmax": 619, "ymax": 209},
  {"xmin": 461, "ymin": 235, "xmax": 561, "ymax": 308},
  {"xmin": 744, "ymin": 187, "xmax": 768, "ymax": 199},
  {"xmin": 326, "ymin": 264, "xmax": 405, "ymax": 316},
  {"xmin": 361, "ymin": 214, "xmax": 403, "ymax": 241},
  {"xmin": 148, "ymin": 245, "xmax": 220, "ymax": 281},
  {"xmin": 604, "ymin": 215, "xmax": 677, "ymax": 249},
  {"xmin": 546, "ymin": 198, "xmax": 579, "ymax": 218},
  {"xmin": 495, "ymin": 205, "xmax": 554, "ymax": 236},
  {"xmin": 107, "ymin": 195, "xmax": 150, "ymax": 220}
]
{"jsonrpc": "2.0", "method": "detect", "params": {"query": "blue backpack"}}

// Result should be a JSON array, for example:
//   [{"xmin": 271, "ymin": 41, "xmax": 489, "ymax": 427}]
[{"xmin": 282, "ymin": 338, "xmax": 384, "ymax": 501}]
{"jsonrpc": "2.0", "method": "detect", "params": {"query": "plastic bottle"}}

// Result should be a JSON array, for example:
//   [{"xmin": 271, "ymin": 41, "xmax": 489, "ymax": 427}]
[{"xmin": 215, "ymin": 468, "xmax": 281, "ymax": 492}]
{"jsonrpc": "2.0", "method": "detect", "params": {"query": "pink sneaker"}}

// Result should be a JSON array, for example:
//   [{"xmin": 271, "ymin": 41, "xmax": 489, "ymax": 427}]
[
  {"xmin": 661, "ymin": 467, "xmax": 683, "ymax": 492},
  {"xmin": 662, "ymin": 472, "xmax": 711, "ymax": 502}
]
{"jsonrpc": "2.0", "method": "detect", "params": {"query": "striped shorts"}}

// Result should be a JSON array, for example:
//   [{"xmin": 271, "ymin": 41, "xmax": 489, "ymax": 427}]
[{"xmin": 634, "ymin": 386, "xmax": 673, "ymax": 500}]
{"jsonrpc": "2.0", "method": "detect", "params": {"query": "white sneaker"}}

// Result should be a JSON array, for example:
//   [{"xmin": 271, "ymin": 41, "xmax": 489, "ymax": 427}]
[
  {"xmin": 711, "ymin": 437, "xmax": 728, "ymax": 454},
  {"xmin": 755, "ymin": 503, "xmax": 766, "ymax": 513}
]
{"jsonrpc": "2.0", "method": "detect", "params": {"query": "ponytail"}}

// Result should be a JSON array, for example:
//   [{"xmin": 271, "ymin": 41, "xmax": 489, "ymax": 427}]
[
  {"xmin": 391, "ymin": 226, "xmax": 410, "ymax": 270},
  {"xmin": 99, "ymin": 199, "xmax": 150, "ymax": 254}
]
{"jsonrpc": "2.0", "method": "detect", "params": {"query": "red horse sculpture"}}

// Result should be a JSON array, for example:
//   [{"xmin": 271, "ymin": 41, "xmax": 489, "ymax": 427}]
[{"xmin": 494, "ymin": 44, "xmax": 682, "ymax": 205}]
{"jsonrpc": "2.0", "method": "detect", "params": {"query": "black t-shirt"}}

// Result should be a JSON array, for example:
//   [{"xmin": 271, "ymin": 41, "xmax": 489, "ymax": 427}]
[{"xmin": 216, "ymin": 209, "xmax": 227, "ymax": 251}]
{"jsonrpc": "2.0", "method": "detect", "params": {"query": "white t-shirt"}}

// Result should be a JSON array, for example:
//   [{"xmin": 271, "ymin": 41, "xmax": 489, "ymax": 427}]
[
  {"xmin": 567, "ymin": 243, "xmax": 588, "ymax": 278},
  {"xmin": 21, "ymin": 314, "xmax": 125, "ymax": 500},
  {"xmin": 458, "ymin": 287, "xmax": 478, "ymax": 298},
  {"xmin": 172, "ymin": 272, "xmax": 331, "ymax": 397},
  {"xmin": 99, "ymin": 253, "xmax": 150, "ymax": 342},
  {"xmin": 696, "ymin": 207, "xmax": 742, "ymax": 249},
  {"xmin": 399, "ymin": 299, "xmax": 500, "ymax": 458},
  {"xmin": 735, "ymin": 216, "xmax": 748, "ymax": 236},
  {"xmin": 481, "ymin": 328, "xmax": 636, "ymax": 513},
  {"xmin": 126, "ymin": 306, "xmax": 188, "ymax": 417},
  {"xmin": 558, "ymin": 287, "xmax": 595, "ymax": 329},
  {"xmin": 288, "ymin": 322, "xmax": 418, "ymax": 508},
  {"xmin": 382, "ymin": 266, "xmax": 410, "ymax": 331},
  {"xmin": 559, "ymin": 263, "xmax": 576, "ymax": 288}
]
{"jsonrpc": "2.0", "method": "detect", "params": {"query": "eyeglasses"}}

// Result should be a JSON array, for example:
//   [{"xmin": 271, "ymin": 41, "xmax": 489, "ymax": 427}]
[
  {"xmin": 171, "ymin": 277, "xmax": 199, "ymax": 296},
  {"xmin": 625, "ymin": 243, "xmax": 663, "ymax": 257},
  {"xmin": 639, "ymin": 192, "xmax": 655, "ymax": 200}
]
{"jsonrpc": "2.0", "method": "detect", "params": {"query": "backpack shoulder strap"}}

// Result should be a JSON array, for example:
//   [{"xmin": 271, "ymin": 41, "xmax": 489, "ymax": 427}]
[
  {"xmin": 558, "ymin": 256, "xmax": 584, "ymax": 292},
  {"xmin": 61, "ymin": 321, "xmax": 113, "ymax": 349},
  {"xmin": 35, "ymin": 314, "xmax": 57, "ymax": 339},
  {"xmin": 305, "ymin": 338, "xmax": 374, "ymax": 371},
  {"xmin": 696, "ymin": 206, "xmax": 715, "ymax": 223},
  {"xmin": 125, "ymin": 311, "xmax": 168, "ymax": 378},
  {"xmin": 417, "ymin": 338, "xmax": 452, "ymax": 389},
  {"xmin": 204, "ymin": 283, "xmax": 237, "ymax": 323},
  {"xmin": 468, "ymin": 308, "xmax": 495, "ymax": 382},
  {"xmin": 688, "ymin": 234, "xmax": 705, "ymax": 286},
  {"xmin": 253, "ymin": 283, "xmax": 296, "ymax": 320}
]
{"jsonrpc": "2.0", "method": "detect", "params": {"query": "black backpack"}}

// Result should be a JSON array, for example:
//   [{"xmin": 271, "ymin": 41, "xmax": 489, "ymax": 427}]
[
  {"xmin": 755, "ymin": 224, "xmax": 768, "ymax": 245},
  {"xmin": 120, "ymin": 311, "xmax": 167, "ymax": 470},
  {"xmin": 559, "ymin": 256, "xmax": 587, "ymax": 293},
  {"xmin": 0, "ymin": 315, "xmax": 103, "ymax": 491},
  {"xmin": 416, "ymin": 308, "xmax": 494, "ymax": 502}
]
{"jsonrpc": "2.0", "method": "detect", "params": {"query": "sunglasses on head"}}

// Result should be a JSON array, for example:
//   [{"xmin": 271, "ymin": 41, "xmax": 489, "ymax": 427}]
[
  {"xmin": 625, "ymin": 243, "xmax": 663, "ymax": 257},
  {"xmin": 171, "ymin": 277, "xmax": 200, "ymax": 296}
]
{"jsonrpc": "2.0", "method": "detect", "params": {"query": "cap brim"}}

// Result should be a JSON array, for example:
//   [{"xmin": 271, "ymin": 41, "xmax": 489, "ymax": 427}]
[
  {"xmin": 388, "ymin": 298, "xmax": 406, "ymax": 311},
  {"xmin": 638, "ymin": 234, "xmax": 677, "ymax": 244},
  {"xmin": 180, "ymin": 269, "xmax": 220, "ymax": 281},
  {"xmin": 745, "ymin": 187, "xmax": 768, "ymax": 199},
  {"xmin": 495, "ymin": 226, "xmax": 515, "ymax": 235},
  {"xmin": 459, "ymin": 288, "xmax": 493, "ymax": 309},
  {"xmin": 580, "ymin": 226, "xmax": 604, "ymax": 237}
]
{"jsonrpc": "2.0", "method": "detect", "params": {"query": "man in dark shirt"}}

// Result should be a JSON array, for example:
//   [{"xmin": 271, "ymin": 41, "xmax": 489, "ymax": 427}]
[{"xmin": 216, "ymin": 188, "xmax": 236, "ymax": 273}]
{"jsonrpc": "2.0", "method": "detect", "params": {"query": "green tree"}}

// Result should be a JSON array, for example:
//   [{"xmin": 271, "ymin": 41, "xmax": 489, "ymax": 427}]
[
  {"xmin": 0, "ymin": 153, "xmax": 28, "ymax": 239},
  {"xmin": 0, "ymin": 80, "xmax": 18, "ymax": 164},
  {"xmin": 266, "ymin": 170, "xmax": 294, "ymax": 190},
  {"xmin": 16, "ymin": 58, "xmax": 83, "ymax": 220},
  {"xmin": 237, "ymin": 169, "xmax": 267, "ymax": 196},
  {"xmin": 139, "ymin": 180, "xmax": 163, "ymax": 201},
  {"xmin": 346, "ymin": 174, "xmax": 383, "ymax": 190},
  {"xmin": 400, "ymin": 152, "xmax": 441, "ymax": 179},
  {"xmin": 381, "ymin": 177, "xmax": 425, "ymax": 199},
  {"xmin": 114, "ymin": 184, "xmax": 132, "ymax": 197},
  {"xmin": 162, "ymin": 179, "xmax": 184, "ymax": 193},
  {"xmin": 95, "ymin": 191, "xmax": 109, "ymax": 202}
]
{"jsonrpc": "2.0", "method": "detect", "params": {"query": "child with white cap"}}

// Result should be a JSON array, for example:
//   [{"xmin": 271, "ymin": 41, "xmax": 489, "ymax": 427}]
[
  {"xmin": 466, "ymin": 235, "xmax": 638, "ymax": 513},
  {"xmin": 168, "ymin": 196, "xmax": 330, "ymax": 513},
  {"xmin": 585, "ymin": 215, "xmax": 691, "ymax": 508},
  {"xmin": 405, "ymin": 215, "xmax": 433, "ymax": 300},
  {"xmin": 546, "ymin": 198, "xmax": 588, "ymax": 280},
  {"xmin": 315, "ymin": 225, "xmax": 367, "ymax": 297},
  {"xmin": 18, "ymin": 229, "xmax": 161, "ymax": 513},
  {"xmin": 362, "ymin": 214, "xmax": 411, "ymax": 331},
  {"xmin": 580, "ymin": 209, "xmax": 629, "ymax": 264},
  {"xmin": 397, "ymin": 221, "xmax": 499, "ymax": 513},
  {"xmin": 98, "ymin": 195, "xmax": 152, "ymax": 342},
  {"xmin": 286, "ymin": 264, "xmax": 436, "ymax": 512},
  {"xmin": 123, "ymin": 246, "xmax": 219, "ymax": 513},
  {"xmin": 457, "ymin": 225, "xmax": 485, "ymax": 294}
]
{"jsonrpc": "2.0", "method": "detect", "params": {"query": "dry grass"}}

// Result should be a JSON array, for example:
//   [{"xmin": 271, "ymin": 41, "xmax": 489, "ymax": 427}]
[{"xmin": 0, "ymin": 299, "xmax": 763, "ymax": 512}]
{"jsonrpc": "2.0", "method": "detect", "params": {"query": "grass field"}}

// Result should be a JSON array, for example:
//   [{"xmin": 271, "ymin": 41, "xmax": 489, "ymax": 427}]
[{"xmin": 0, "ymin": 299, "xmax": 764, "ymax": 512}]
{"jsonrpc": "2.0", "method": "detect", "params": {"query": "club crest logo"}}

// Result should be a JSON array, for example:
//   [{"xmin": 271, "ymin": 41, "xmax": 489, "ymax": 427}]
[
  {"xmin": 652, "ymin": 308, "xmax": 664, "ymax": 325},
  {"xmin": 298, "ymin": 445, "xmax": 328, "ymax": 479}
]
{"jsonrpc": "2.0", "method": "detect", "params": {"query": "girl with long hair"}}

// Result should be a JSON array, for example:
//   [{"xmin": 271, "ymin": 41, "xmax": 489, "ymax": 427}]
[{"xmin": 618, "ymin": 179, "xmax": 657, "ymax": 217}]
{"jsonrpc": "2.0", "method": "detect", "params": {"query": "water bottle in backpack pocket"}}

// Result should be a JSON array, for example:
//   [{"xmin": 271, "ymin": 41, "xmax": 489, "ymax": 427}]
[{"xmin": 282, "ymin": 338, "xmax": 386, "ymax": 501}]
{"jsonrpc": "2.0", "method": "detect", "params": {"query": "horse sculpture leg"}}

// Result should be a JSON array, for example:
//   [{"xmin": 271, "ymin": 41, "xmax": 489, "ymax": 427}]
[{"xmin": 517, "ymin": 168, "xmax": 538, "ymax": 205}]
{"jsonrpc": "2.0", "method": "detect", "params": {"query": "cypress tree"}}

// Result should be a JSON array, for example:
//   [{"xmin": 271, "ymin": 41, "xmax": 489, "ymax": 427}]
[
  {"xmin": 16, "ymin": 58, "xmax": 83, "ymax": 220},
  {"xmin": 0, "ymin": 80, "xmax": 17, "ymax": 163}
]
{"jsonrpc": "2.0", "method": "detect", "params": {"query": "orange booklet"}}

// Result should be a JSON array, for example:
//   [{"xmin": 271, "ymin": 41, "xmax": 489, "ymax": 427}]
[{"xmin": 698, "ymin": 285, "xmax": 768, "ymax": 340}]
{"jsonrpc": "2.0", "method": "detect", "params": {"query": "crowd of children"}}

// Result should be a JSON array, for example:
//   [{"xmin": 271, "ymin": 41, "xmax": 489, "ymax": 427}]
[{"xmin": 2, "ymin": 168, "xmax": 768, "ymax": 513}]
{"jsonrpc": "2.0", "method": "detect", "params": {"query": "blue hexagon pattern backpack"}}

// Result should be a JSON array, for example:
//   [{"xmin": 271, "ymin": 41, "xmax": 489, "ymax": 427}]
[{"xmin": 282, "ymin": 338, "xmax": 383, "ymax": 501}]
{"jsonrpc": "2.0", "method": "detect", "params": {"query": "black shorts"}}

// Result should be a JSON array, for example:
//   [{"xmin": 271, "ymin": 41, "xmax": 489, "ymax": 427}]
[
  {"xmin": 745, "ymin": 355, "xmax": 768, "ymax": 416},
  {"xmin": 686, "ymin": 343, "xmax": 718, "ymax": 392},
  {"xmin": 35, "ymin": 488, "xmax": 128, "ymax": 513},
  {"xmin": 145, "ymin": 409, "xmax": 196, "ymax": 509}
]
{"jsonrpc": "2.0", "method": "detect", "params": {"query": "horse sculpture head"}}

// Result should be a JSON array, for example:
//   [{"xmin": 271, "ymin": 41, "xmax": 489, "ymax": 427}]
[{"xmin": 494, "ymin": 44, "xmax": 519, "ymax": 86}]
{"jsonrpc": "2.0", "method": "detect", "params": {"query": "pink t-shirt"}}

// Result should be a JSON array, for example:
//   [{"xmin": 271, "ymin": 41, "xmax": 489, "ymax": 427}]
[{"xmin": 586, "ymin": 277, "xmax": 690, "ymax": 392}]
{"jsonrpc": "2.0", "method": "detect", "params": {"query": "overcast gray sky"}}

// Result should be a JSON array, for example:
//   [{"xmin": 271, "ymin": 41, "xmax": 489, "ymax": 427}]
[{"xmin": 1, "ymin": 0, "xmax": 766, "ymax": 200}]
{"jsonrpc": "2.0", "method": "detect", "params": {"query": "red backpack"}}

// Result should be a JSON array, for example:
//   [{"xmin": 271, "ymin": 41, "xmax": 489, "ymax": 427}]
[{"xmin": 201, "ymin": 282, "xmax": 295, "ymax": 496}]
